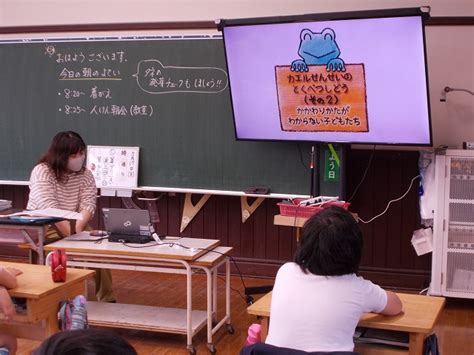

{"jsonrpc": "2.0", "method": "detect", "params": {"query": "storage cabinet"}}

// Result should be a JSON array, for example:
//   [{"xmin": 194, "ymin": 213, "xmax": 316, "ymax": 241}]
[{"xmin": 430, "ymin": 149, "xmax": 474, "ymax": 299}]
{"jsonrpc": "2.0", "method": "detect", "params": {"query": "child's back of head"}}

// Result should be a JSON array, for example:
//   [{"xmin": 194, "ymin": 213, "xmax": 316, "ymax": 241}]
[
  {"xmin": 33, "ymin": 328, "xmax": 137, "ymax": 355},
  {"xmin": 295, "ymin": 206, "xmax": 362, "ymax": 276}
]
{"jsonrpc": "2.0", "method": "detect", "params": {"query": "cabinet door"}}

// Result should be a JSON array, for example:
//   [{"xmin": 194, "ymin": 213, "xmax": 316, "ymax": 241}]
[{"xmin": 442, "ymin": 156, "xmax": 474, "ymax": 298}]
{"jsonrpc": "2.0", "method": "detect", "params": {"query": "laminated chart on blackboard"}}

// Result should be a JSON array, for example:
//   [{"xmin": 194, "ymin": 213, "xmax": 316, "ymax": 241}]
[{"xmin": 86, "ymin": 145, "xmax": 139, "ymax": 196}]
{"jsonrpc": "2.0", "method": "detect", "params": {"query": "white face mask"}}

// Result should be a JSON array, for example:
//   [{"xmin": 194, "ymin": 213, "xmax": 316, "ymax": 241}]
[{"xmin": 67, "ymin": 154, "xmax": 85, "ymax": 172}]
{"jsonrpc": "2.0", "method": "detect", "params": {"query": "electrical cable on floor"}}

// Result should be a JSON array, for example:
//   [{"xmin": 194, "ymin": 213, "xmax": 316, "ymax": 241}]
[
  {"xmin": 218, "ymin": 275, "xmax": 247, "ymax": 303},
  {"xmin": 71, "ymin": 235, "xmax": 254, "ymax": 302}
]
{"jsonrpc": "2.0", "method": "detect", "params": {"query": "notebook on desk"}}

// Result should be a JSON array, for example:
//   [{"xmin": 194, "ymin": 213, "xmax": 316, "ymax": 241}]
[{"xmin": 102, "ymin": 208, "xmax": 153, "ymax": 244}]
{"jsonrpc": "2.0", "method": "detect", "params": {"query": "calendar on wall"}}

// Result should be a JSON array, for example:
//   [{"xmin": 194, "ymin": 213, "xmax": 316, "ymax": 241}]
[{"xmin": 86, "ymin": 145, "xmax": 139, "ymax": 191}]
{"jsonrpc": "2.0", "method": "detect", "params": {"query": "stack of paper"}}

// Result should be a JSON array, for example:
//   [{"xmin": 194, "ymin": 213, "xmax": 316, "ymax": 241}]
[
  {"xmin": 354, "ymin": 327, "xmax": 409, "ymax": 348},
  {"xmin": 0, "ymin": 199, "xmax": 12, "ymax": 211}
]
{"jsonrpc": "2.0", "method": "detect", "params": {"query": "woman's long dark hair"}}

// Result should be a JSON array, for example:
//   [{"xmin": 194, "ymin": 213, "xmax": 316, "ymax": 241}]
[{"xmin": 39, "ymin": 131, "xmax": 86, "ymax": 183}]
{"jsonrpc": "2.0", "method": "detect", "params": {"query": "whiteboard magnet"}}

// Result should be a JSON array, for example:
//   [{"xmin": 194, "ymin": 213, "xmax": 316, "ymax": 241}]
[
  {"xmin": 116, "ymin": 189, "xmax": 133, "ymax": 197},
  {"xmin": 101, "ymin": 188, "xmax": 116, "ymax": 197}
]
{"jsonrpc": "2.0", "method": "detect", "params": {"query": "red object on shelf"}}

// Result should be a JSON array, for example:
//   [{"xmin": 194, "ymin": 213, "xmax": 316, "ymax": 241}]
[
  {"xmin": 278, "ymin": 199, "xmax": 350, "ymax": 219},
  {"xmin": 50, "ymin": 248, "xmax": 67, "ymax": 282}
]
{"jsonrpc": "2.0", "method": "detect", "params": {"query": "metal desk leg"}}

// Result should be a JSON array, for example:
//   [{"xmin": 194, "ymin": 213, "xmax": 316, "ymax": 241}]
[
  {"xmin": 212, "ymin": 268, "xmax": 218, "ymax": 322},
  {"xmin": 20, "ymin": 228, "xmax": 45, "ymax": 264},
  {"xmin": 225, "ymin": 257, "xmax": 231, "ymax": 329},
  {"xmin": 37, "ymin": 228, "xmax": 45, "ymax": 264},
  {"xmin": 185, "ymin": 262, "xmax": 195, "ymax": 355},
  {"xmin": 204, "ymin": 267, "xmax": 215, "ymax": 353}
]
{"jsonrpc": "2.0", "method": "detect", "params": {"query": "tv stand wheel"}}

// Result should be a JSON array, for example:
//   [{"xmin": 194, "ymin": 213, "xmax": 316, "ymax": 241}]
[
  {"xmin": 226, "ymin": 324, "xmax": 235, "ymax": 334},
  {"xmin": 246, "ymin": 295, "xmax": 254, "ymax": 305},
  {"xmin": 187, "ymin": 345, "xmax": 196, "ymax": 355},
  {"xmin": 207, "ymin": 343, "xmax": 216, "ymax": 354}
]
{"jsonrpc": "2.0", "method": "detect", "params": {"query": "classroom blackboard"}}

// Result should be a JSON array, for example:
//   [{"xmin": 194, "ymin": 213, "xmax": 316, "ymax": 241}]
[{"xmin": 0, "ymin": 34, "xmax": 342, "ymax": 196}]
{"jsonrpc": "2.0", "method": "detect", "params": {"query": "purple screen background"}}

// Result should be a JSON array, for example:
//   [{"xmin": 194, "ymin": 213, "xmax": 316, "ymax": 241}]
[{"xmin": 223, "ymin": 16, "xmax": 431, "ymax": 145}]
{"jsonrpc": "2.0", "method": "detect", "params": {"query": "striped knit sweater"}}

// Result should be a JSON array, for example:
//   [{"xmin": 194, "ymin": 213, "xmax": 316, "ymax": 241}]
[{"xmin": 27, "ymin": 163, "xmax": 97, "ymax": 215}]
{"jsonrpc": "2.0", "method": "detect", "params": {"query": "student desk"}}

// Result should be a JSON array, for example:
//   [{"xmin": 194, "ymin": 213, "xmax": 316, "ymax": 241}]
[
  {"xmin": 247, "ymin": 292, "xmax": 445, "ymax": 355},
  {"xmin": 45, "ymin": 233, "xmax": 233, "ymax": 354},
  {"xmin": 0, "ymin": 217, "xmax": 58, "ymax": 264},
  {"xmin": 274, "ymin": 212, "xmax": 358, "ymax": 242},
  {"xmin": 0, "ymin": 261, "xmax": 94, "ymax": 340},
  {"xmin": 273, "ymin": 214, "xmax": 306, "ymax": 241}
]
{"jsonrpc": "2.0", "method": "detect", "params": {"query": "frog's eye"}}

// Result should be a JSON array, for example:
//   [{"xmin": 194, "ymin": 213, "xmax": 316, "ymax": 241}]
[
  {"xmin": 322, "ymin": 28, "xmax": 336, "ymax": 41},
  {"xmin": 300, "ymin": 29, "xmax": 313, "ymax": 41}
]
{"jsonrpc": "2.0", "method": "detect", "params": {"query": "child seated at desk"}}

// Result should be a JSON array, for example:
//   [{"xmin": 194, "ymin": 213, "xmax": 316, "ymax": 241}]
[
  {"xmin": 265, "ymin": 206, "xmax": 402, "ymax": 353},
  {"xmin": 0, "ymin": 266, "xmax": 22, "ymax": 355}
]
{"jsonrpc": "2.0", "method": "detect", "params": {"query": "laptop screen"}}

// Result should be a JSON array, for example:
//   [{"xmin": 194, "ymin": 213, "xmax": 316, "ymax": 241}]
[{"xmin": 102, "ymin": 208, "xmax": 151, "ymax": 236}]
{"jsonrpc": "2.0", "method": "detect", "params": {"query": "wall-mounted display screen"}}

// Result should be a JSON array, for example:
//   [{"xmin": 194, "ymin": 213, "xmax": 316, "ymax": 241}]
[{"xmin": 220, "ymin": 8, "xmax": 432, "ymax": 146}]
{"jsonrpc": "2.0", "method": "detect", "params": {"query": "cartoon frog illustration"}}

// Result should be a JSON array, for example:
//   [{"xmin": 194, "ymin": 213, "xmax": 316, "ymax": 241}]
[{"xmin": 291, "ymin": 28, "xmax": 345, "ymax": 72}]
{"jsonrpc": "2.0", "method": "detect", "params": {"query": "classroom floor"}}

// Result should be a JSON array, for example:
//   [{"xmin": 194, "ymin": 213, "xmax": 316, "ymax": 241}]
[{"xmin": 12, "ymin": 269, "xmax": 474, "ymax": 355}]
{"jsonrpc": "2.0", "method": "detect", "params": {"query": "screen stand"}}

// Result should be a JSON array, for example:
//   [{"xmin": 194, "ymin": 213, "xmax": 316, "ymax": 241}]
[{"xmin": 310, "ymin": 144, "xmax": 320, "ymax": 198}]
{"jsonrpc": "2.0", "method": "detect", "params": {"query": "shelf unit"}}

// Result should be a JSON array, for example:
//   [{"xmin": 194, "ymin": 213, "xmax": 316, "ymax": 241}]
[{"xmin": 430, "ymin": 149, "xmax": 474, "ymax": 299}]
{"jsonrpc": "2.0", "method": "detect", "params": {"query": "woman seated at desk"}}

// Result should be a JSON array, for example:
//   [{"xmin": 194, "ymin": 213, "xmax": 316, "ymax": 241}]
[
  {"xmin": 27, "ymin": 131, "xmax": 115, "ymax": 303},
  {"xmin": 266, "ymin": 206, "xmax": 402, "ymax": 353}
]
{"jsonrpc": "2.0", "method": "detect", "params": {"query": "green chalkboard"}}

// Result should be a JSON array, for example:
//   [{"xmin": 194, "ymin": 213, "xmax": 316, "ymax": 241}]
[{"xmin": 0, "ymin": 35, "xmax": 342, "ymax": 196}]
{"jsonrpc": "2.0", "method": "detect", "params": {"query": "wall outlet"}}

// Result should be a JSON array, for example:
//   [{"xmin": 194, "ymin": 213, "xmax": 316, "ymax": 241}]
[{"xmin": 462, "ymin": 142, "xmax": 474, "ymax": 150}]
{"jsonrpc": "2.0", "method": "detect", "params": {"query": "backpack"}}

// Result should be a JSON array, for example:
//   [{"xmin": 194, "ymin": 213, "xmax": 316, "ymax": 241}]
[
  {"xmin": 423, "ymin": 334, "xmax": 440, "ymax": 355},
  {"xmin": 58, "ymin": 295, "xmax": 88, "ymax": 331},
  {"xmin": 48, "ymin": 249, "xmax": 67, "ymax": 282}
]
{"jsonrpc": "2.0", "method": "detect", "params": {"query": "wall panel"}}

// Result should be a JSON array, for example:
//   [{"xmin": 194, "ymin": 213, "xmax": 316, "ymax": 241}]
[{"xmin": 0, "ymin": 148, "xmax": 431, "ymax": 290}]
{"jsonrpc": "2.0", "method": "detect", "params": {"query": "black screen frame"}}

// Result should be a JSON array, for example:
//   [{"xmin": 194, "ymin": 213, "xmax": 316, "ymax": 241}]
[{"xmin": 218, "ymin": 7, "xmax": 433, "ymax": 147}]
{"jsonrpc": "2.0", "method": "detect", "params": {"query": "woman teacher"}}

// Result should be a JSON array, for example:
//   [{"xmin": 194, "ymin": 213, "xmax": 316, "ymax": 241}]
[{"xmin": 27, "ymin": 131, "xmax": 115, "ymax": 302}]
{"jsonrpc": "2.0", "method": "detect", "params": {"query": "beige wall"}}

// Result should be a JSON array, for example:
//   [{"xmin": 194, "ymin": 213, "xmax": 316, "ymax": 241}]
[
  {"xmin": 1, "ymin": 0, "xmax": 473, "ymax": 148},
  {"xmin": 1, "ymin": 0, "xmax": 473, "ymax": 24}
]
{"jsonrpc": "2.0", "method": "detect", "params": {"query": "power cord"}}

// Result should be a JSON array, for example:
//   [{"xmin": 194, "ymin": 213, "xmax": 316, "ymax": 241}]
[
  {"xmin": 217, "ymin": 275, "xmax": 249, "ymax": 303},
  {"xmin": 297, "ymin": 143, "xmax": 310, "ymax": 172},
  {"xmin": 118, "ymin": 241, "xmax": 252, "ymax": 303},
  {"xmin": 357, "ymin": 175, "xmax": 421, "ymax": 224},
  {"xmin": 347, "ymin": 145, "xmax": 376, "ymax": 203},
  {"xmin": 70, "ymin": 235, "xmax": 253, "ymax": 305}
]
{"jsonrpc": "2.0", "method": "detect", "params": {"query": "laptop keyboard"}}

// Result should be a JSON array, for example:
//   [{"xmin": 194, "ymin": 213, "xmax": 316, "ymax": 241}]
[{"xmin": 108, "ymin": 233, "xmax": 152, "ymax": 244}]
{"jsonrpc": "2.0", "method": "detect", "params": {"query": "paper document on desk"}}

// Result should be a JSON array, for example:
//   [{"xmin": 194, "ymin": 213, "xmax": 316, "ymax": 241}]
[{"xmin": 0, "ymin": 208, "xmax": 83, "ymax": 220}]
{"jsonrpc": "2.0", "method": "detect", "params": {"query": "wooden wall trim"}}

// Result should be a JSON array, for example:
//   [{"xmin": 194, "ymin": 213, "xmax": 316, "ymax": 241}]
[
  {"xmin": 426, "ymin": 17, "xmax": 474, "ymax": 26},
  {"xmin": 0, "ymin": 22, "xmax": 216, "ymax": 34},
  {"xmin": 0, "ymin": 16, "xmax": 472, "ymax": 35},
  {"xmin": 231, "ymin": 257, "xmax": 430, "ymax": 291}
]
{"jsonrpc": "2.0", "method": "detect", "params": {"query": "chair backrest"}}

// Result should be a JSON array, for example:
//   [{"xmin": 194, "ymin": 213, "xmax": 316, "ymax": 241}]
[{"xmin": 240, "ymin": 343, "xmax": 358, "ymax": 355}]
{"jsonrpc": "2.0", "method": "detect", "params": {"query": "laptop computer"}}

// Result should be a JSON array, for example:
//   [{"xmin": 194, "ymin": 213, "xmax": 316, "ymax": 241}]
[{"xmin": 102, "ymin": 208, "xmax": 153, "ymax": 244}]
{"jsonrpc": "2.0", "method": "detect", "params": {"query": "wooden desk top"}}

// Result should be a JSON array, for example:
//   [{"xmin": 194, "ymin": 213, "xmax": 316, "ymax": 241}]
[
  {"xmin": 273, "ymin": 214, "xmax": 307, "ymax": 228},
  {"xmin": 274, "ymin": 213, "xmax": 358, "ymax": 229},
  {"xmin": 247, "ymin": 292, "xmax": 445, "ymax": 334},
  {"xmin": 190, "ymin": 246, "xmax": 233, "ymax": 266},
  {"xmin": 358, "ymin": 293, "xmax": 446, "ymax": 334},
  {"xmin": 0, "ymin": 261, "xmax": 94, "ymax": 299},
  {"xmin": 247, "ymin": 291, "xmax": 272, "ymax": 317},
  {"xmin": 44, "ymin": 232, "xmax": 221, "ymax": 261}
]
